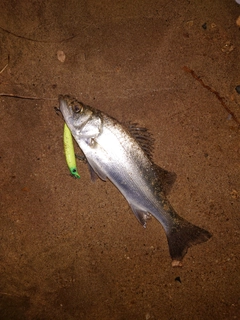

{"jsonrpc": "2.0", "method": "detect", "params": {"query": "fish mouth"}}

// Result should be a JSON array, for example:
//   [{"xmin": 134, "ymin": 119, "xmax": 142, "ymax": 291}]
[
  {"xmin": 58, "ymin": 94, "xmax": 69, "ymax": 111},
  {"xmin": 58, "ymin": 95, "xmax": 73, "ymax": 123}
]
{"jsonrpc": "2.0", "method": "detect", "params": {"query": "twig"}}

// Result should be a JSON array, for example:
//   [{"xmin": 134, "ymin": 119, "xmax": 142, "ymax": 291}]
[
  {"xmin": 0, "ymin": 23, "xmax": 93, "ymax": 43},
  {"xmin": 0, "ymin": 93, "xmax": 57, "ymax": 100},
  {"xmin": 183, "ymin": 66, "xmax": 240, "ymax": 127},
  {"xmin": 0, "ymin": 54, "xmax": 10, "ymax": 74},
  {"xmin": 0, "ymin": 291, "xmax": 21, "ymax": 297},
  {"xmin": 0, "ymin": 62, "xmax": 8, "ymax": 74}
]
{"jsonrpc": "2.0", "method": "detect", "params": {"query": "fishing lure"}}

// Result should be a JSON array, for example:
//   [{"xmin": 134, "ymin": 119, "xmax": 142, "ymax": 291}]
[{"xmin": 63, "ymin": 123, "xmax": 80, "ymax": 178}]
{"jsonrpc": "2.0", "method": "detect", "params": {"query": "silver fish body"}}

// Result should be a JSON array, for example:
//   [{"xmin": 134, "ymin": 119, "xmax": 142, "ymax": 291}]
[{"xmin": 59, "ymin": 95, "xmax": 211, "ymax": 266}]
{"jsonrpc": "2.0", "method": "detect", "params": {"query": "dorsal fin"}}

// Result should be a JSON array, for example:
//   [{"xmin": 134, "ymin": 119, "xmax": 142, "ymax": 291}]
[
  {"xmin": 124, "ymin": 122, "xmax": 176, "ymax": 194},
  {"xmin": 124, "ymin": 122, "xmax": 155, "ymax": 159},
  {"xmin": 153, "ymin": 164, "xmax": 177, "ymax": 195}
]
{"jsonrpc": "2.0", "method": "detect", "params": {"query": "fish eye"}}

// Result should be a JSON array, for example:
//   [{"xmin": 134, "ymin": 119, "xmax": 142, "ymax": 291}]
[{"xmin": 73, "ymin": 105, "xmax": 82, "ymax": 113}]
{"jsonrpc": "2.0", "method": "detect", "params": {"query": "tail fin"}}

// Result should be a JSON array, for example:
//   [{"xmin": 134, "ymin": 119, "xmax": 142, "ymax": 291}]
[{"xmin": 166, "ymin": 217, "xmax": 212, "ymax": 267}]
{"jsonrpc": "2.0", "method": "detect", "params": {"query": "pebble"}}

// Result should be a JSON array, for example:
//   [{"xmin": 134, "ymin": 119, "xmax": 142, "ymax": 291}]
[
  {"xmin": 145, "ymin": 312, "xmax": 151, "ymax": 320},
  {"xmin": 235, "ymin": 85, "xmax": 240, "ymax": 94},
  {"xmin": 57, "ymin": 50, "xmax": 66, "ymax": 63}
]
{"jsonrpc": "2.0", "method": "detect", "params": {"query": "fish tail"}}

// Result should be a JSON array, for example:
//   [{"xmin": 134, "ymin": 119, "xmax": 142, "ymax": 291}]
[{"xmin": 166, "ymin": 216, "xmax": 212, "ymax": 266}]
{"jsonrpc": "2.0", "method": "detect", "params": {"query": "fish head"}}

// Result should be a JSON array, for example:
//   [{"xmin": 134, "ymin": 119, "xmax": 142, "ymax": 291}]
[{"xmin": 59, "ymin": 95, "xmax": 94, "ymax": 135}]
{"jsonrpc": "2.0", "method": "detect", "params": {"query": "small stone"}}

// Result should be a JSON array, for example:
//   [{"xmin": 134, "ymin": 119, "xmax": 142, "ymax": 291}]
[
  {"xmin": 221, "ymin": 41, "xmax": 234, "ymax": 53},
  {"xmin": 236, "ymin": 16, "xmax": 240, "ymax": 26},
  {"xmin": 175, "ymin": 276, "xmax": 181, "ymax": 283},
  {"xmin": 57, "ymin": 50, "xmax": 66, "ymax": 63},
  {"xmin": 172, "ymin": 260, "xmax": 182, "ymax": 267},
  {"xmin": 186, "ymin": 20, "xmax": 194, "ymax": 27},
  {"xmin": 230, "ymin": 189, "xmax": 239, "ymax": 199},
  {"xmin": 235, "ymin": 85, "xmax": 240, "ymax": 94}
]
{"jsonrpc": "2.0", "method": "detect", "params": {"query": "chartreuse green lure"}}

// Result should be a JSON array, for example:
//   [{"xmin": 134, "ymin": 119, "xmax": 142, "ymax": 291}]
[{"xmin": 63, "ymin": 123, "xmax": 80, "ymax": 179}]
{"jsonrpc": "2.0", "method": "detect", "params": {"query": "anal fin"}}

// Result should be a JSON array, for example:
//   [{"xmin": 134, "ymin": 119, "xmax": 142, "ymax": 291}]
[{"xmin": 129, "ymin": 203, "xmax": 151, "ymax": 228}]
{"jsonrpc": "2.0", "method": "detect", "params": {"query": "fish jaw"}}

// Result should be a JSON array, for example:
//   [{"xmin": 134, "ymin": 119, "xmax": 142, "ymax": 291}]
[{"xmin": 59, "ymin": 95, "xmax": 73, "ymax": 124}]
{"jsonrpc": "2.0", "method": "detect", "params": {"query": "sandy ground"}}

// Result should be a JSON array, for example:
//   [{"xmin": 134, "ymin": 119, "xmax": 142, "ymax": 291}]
[{"xmin": 0, "ymin": 1, "xmax": 240, "ymax": 319}]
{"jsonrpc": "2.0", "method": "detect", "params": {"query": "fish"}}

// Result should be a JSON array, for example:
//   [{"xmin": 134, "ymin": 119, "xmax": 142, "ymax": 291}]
[{"xmin": 59, "ymin": 95, "xmax": 212, "ymax": 266}]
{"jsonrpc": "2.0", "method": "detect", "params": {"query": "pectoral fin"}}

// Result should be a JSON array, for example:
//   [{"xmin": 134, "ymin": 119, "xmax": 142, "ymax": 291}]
[{"xmin": 86, "ymin": 163, "xmax": 98, "ymax": 182}]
